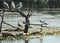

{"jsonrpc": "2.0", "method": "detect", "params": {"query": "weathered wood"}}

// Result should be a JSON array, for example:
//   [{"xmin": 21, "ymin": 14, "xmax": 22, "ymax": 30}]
[
  {"xmin": 2, "ymin": 33, "xmax": 14, "ymax": 37},
  {"xmin": 0, "ymin": 9, "xmax": 32, "ymax": 36},
  {"xmin": 30, "ymin": 32, "xmax": 43, "ymax": 35}
]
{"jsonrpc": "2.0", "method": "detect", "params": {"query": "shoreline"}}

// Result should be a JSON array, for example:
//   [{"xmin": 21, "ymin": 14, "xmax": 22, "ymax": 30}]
[{"xmin": 0, "ymin": 27, "xmax": 60, "ymax": 40}]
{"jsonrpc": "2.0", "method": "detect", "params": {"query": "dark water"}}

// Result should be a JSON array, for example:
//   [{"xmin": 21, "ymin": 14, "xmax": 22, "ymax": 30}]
[{"xmin": 0, "ymin": 36, "xmax": 60, "ymax": 43}]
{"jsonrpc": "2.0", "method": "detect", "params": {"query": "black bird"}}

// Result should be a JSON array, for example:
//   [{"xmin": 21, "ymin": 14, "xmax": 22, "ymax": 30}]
[
  {"xmin": 40, "ymin": 20, "xmax": 48, "ymax": 25},
  {"xmin": 44, "ymin": 22, "xmax": 48, "ymax": 25},
  {"xmin": 18, "ymin": 22, "xmax": 23, "ymax": 27},
  {"xmin": 40, "ymin": 20, "xmax": 45, "ymax": 23}
]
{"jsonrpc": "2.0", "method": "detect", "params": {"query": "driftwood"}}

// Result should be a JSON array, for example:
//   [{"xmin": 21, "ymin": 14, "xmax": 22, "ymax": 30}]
[
  {"xmin": 2, "ymin": 32, "xmax": 14, "ymax": 37},
  {"xmin": 0, "ymin": 9, "xmax": 43, "ymax": 35},
  {"xmin": 0, "ymin": 9, "xmax": 31, "ymax": 34},
  {"xmin": 0, "ymin": 9, "xmax": 44, "ymax": 36},
  {"xmin": 31, "ymin": 32, "xmax": 43, "ymax": 35}
]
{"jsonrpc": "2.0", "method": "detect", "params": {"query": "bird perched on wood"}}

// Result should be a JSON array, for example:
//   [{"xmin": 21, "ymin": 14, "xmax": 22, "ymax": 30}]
[
  {"xmin": 44, "ymin": 22, "xmax": 48, "ymax": 25},
  {"xmin": 40, "ymin": 20, "xmax": 45, "ymax": 23},
  {"xmin": 11, "ymin": 1, "xmax": 15, "ymax": 9},
  {"xmin": 3, "ymin": 1, "xmax": 9, "ymax": 8},
  {"xmin": 40, "ymin": 20, "xmax": 48, "ymax": 25},
  {"xmin": 17, "ymin": 2, "xmax": 23, "ymax": 10}
]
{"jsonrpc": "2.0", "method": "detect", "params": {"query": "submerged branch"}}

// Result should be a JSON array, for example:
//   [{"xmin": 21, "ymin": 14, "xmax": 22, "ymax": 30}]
[{"xmin": 3, "ymin": 21, "xmax": 18, "ymax": 28}]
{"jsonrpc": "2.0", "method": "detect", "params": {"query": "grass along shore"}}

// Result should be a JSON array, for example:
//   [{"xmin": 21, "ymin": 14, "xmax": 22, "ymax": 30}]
[{"xmin": 0, "ymin": 27, "xmax": 60, "ymax": 40}]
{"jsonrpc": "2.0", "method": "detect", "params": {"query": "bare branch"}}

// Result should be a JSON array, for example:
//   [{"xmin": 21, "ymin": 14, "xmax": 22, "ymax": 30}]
[
  {"xmin": 3, "ymin": 21, "xmax": 18, "ymax": 28},
  {"xmin": 0, "ymin": 9, "xmax": 27, "ymax": 17},
  {"xmin": 0, "ymin": 15, "xmax": 2, "ymax": 17},
  {"xmin": 17, "ymin": 10, "xmax": 26, "ymax": 17}
]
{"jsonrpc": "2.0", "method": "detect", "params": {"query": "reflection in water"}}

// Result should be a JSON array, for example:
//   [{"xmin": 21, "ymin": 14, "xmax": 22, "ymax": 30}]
[
  {"xmin": 25, "ymin": 38, "xmax": 43, "ymax": 43},
  {"xmin": 1, "ymin": 11, "xmax": 60, "ymax": 30},
  {"xmin": 40, "ymin": 38, "xmax": 43, "ymax": 43},
  {"xmin": 2, "ymin": 40, "xmax": 25, "ymax": 43},
  {"xmin": 43, "ymin": 36, "xmax": 60, "ymax": 43},
  {"xmin": 0, "ymin": 38, "xmax": 43, "ymax": 43},
  {"xmin": 29, "ymin": 38, "xmax": 43, "ymax": 43},
  {"xmin": 0, "ymin": 41, "xmax": 2, "ymax": 43},
  {"xmin": 25, "ymin": 40, "xmax": 28, "ymax": 43},
  {"xmin": 0, "ymin": 36, "xmax": 60, "ymax": 43}
]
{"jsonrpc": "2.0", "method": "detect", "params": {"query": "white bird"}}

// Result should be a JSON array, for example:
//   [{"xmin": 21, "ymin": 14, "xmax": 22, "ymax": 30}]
[
  {"xmin": 17, "ymin": 2, "xmax": 23, "ymax": 10},
  {"xmin": 3, "ymin": 2, "xmax": 9, "ymax": 8},
  {"xmin": 11, "ymin": 1, "xmax": 15, "ymax": 9}
]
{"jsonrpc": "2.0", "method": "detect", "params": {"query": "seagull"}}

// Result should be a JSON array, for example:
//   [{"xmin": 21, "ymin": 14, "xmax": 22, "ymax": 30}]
[
  {"xmin": 17, "ymin": 2, "xmax": 23, "ymax": 10},
  {"xmin": 3, "ymin": 1, "xmax": 9, "ymax": 8},
  {"xmin": 11, "ymin": 1, "xmax": 15, "ymax": 9}
]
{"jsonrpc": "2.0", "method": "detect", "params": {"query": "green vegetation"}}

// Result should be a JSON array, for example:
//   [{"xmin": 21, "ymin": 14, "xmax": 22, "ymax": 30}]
[
  {"xmin": 1, "ymin": 0, "xmax": 60, "ymax": 8},
  {"xmin": 0, "ymin": 30, "xmax": 60, "ymax": 40}
]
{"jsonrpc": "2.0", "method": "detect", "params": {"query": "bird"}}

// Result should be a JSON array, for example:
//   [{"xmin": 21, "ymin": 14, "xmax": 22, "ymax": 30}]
[
  {"xmin": 40, "ymin": 20, "xmax": 45, "ymax": 23},
  {"xmin": 3, "ymin": 1, "xmax": 9, "ymax": 8},
  {"xmin": 18, "ymin": 22, "xmax": 23, "ymax": 27},
  {"xmin": 44, "ymin": 22, "xmax": 48, "ymax": 25},
  {"xmin": 11, "ymin": 1, "xmax": 15, "ymax": 9},
  {"xmin": 40, "ymin": 20, "xmax": 48, "ymax": 25},
  {"xmin": 17, "ymin": 2, "xmax": 23, "ymax": 10}
]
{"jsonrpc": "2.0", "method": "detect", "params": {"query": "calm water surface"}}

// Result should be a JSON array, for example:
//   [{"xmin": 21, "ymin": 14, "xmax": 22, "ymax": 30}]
[
  {"xmin": 0, "ymin": 11, "xmax": 60, "ymax": 43},
  {"xmin": 0, "ymin": 36, "xmax": 60, "ymax": 43},
  {"xmin": 0, "ymin": 11, "xmax": 60, "ymax": 30}
]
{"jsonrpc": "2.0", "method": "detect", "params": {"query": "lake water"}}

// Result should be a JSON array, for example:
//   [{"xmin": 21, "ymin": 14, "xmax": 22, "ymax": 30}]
[
  {"xmin": 0, "ymin": 11, "xmax": 60, "ymax": 30},
  {"xmin": 0, "ymin": 11, "xmax": 60, "ymax": 43},
  {"xmin": 0, "ymin": 36, "xmax": 60, "ymax": 43}
]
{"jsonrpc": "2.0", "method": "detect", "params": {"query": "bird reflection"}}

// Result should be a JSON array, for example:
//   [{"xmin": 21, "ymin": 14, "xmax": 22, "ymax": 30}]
[
  {"xmin": 0, "ymin": 41, "xmax": 2, "ymax": 43},
  {"xmin": 25, "ymin": 40, "xmax": 28, "ymax": 43},
  {"xmin": 40, "ymin": 38, "xmax": 43, "ymax": 43}
]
